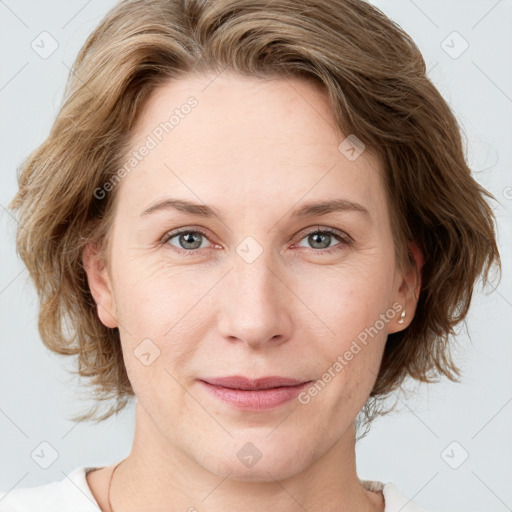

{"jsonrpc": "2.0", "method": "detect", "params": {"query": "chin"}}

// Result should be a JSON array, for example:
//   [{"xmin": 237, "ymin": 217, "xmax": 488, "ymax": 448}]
[{"xmin": 201, "ymin": 436, "xmax": 315, "ymax": 482}]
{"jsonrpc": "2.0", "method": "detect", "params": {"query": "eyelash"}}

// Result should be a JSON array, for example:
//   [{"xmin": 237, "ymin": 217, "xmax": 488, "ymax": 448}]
[{"xmin": 160, "ymin": 226, "xmax": 352, "ymax": 256}]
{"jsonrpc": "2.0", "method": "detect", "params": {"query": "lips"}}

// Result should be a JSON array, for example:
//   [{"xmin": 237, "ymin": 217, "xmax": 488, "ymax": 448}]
[
  {"xmin": 198, "ymin": 376, "xmax": 313, "ymax": 411},
  {"xmin": 200, "ymin": 375, "xmax": 309, "ymax": 390}
]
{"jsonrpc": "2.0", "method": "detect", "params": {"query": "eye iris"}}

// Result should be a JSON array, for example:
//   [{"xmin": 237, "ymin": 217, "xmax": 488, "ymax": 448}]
[
  {"xmin": 180, "ymin": 232, "xmax": 202, "ymax": 250},
  {"xmin": 309, "ymin": 232, "xmax": 331, "ymax": 249}
]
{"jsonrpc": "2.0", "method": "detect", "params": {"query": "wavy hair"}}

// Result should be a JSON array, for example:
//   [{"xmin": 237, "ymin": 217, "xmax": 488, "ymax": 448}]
[{"xmin": 9, "ymin": 0, "xmax": 501, "ymax": 434}]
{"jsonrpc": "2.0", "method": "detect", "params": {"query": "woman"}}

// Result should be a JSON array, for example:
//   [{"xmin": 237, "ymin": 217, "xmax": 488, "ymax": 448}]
[{"xmin": 0, "ymin": 0, "xmax": 501, "ymax": 511}]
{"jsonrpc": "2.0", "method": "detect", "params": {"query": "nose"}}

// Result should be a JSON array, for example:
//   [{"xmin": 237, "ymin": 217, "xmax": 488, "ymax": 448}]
[{"xmin": 216, "ymin": 254, "xmax": 294, "ymax": 351}]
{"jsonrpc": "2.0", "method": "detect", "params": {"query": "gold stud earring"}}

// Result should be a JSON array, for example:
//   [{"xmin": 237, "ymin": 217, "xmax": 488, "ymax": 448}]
[{"xmin": 398, "ymin": 308, "xmax": 406, "ymax": 324}]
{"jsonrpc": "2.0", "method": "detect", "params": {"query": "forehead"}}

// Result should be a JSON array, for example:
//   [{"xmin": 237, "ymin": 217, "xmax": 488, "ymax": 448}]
[{"xmin": 117, "ymin": 71, "xmax": 386, "ymax": 220}]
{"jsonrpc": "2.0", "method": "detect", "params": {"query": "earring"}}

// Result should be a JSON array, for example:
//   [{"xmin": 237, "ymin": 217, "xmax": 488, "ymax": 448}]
[{"xmin": 398, "ymin": 308, "xmax": 406, "ymax": 324}]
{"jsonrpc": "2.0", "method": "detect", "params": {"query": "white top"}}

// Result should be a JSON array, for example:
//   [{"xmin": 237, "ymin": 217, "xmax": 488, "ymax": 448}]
[{"xmin": 0, "ymin": 466, "xmax": 432, "ymax": 512}]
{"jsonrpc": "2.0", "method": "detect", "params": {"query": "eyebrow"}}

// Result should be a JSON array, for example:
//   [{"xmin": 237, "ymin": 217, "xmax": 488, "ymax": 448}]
[{"xmin": 140, "ymin": 197, "xmax": 370, "ymax": 220}]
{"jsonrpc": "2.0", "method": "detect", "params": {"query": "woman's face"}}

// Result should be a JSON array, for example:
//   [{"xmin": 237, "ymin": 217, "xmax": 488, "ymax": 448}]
[{"xmin": 86, "ymin": 71, "xmax": 416, "ymax": 481}]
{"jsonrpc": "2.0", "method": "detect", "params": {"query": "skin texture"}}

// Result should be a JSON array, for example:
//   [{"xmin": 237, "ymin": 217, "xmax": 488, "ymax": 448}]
[{"xmin": 83, "ymin": 71, "xmax": 421, "ymax": 512}]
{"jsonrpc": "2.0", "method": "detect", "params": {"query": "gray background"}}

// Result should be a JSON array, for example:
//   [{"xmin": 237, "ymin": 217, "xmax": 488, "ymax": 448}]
[{"xmin": 1, "ymin": 1, "xmax": 511, "ymax": 511}]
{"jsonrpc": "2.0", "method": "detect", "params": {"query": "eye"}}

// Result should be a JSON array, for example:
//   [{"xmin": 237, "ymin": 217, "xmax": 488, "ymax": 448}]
[
  {"xmin": 161, "ymin": 226, "xmax": 352, "ymax": 255},
  {"xmin": 162, "ymin": 228, "xmax": 213, "ymax": 253},
  {"xmin": 294, "ymin": 227, "xmax": 352, "ymax": 255}
]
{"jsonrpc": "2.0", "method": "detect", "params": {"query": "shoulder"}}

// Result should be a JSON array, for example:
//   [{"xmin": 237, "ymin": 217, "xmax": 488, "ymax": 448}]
[
  {"xmin": 0, "ymin": 467, "xmax": 101, "ymax": 512},
  {"xmin": 361, "ymin": 479, "xmax": 433, "ymax": 512}
]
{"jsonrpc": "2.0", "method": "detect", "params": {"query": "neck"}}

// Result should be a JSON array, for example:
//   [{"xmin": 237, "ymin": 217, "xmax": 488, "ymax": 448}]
[{"xmin": 109, "ymin": 403, "xmax": 383, "ymax": 512}]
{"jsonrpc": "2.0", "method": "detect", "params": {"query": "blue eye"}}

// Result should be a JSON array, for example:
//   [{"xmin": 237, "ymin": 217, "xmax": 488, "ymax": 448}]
[
  {"xmin": 295, "ymin": 228, "xmax": 352, "ymax": 254},
  {"xmin": 163, "ymin": 229, "xmax": 211, "ymax": 252},
  {"xmin": 161, "ymin": 226, "xmax": 352, "ymax": 255}
]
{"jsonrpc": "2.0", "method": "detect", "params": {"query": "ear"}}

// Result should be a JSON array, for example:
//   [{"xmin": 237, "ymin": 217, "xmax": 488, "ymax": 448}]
[
  {"xmin": 388, "ymin": 240, "xmax": 423, "ymax": 334},
  {"xmin": 82, "ymin": 242, "xmax": 118, "ymax": 329}
]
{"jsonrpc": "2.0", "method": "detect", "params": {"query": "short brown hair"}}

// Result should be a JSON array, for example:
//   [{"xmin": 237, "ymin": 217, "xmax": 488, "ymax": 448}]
[{"xmin": 9, "ymin": 0, "xmax": 501, "ymax": 431}]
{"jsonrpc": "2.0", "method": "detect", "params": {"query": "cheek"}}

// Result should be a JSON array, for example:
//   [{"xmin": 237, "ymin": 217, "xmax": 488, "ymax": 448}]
[
  {"xmin": 111, "ymin": 257, "xmax": 212, "ymax": 388},
  {"xmin": 294, "ymin": 259, "xmax": 395, "ymax": 342},
  {"xmin": 111, "ymin": 253, "xmax": 194, "ymax": 333},
  {"xmin": 292, "ymin": 262, "xmax": 393, "ymax": 403}
]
